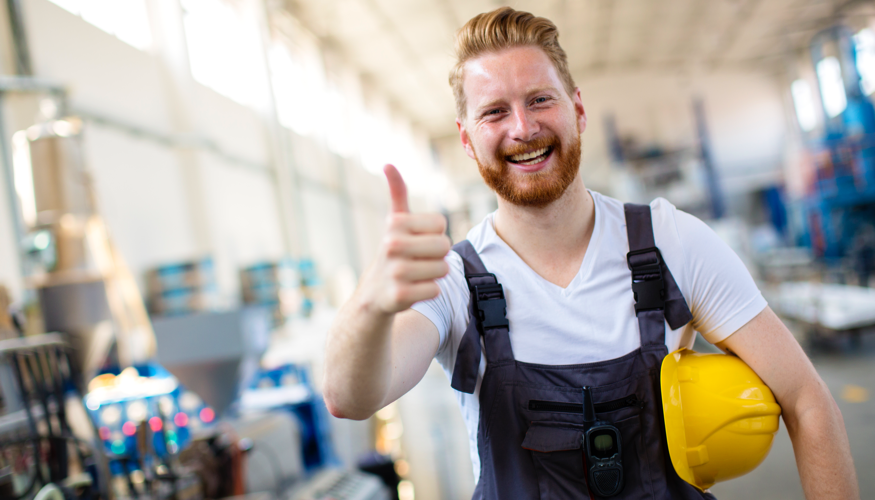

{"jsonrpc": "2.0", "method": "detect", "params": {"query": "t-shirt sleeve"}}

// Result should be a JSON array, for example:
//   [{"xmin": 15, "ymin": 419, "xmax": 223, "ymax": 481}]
[
  {"xmin": 410, "ymin": 250, "xmax": 467, "ymax": 356},
  {"xmin": 674, "ymin": 210, "xmax": 768, "ymax": 344}
]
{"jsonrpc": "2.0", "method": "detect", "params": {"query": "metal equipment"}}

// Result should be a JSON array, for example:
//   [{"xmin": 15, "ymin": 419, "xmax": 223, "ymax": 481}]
[
  {"xmin": 151, "ymin": 307, "xmax": 271, "ymax": 416},
  {"xmin": 285, "ymin": 469, "xmax": 390, "ymax": 500},
  {"xmin": 798, "ymin": 26, "xmax": 875, "ymax": 263},
  {"xmin": 0, "ymin": 333, "xmax": 109, "ymax": 500}
]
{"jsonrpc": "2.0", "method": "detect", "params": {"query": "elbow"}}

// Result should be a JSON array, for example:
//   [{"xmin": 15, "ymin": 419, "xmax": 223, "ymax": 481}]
[
  {"xmin": 783, "ymin": 377, "xmax": 846, "ymax": 434},
  {"xmin": 323, "ymin": 390, "xmax": 374, "ymax": 421}
]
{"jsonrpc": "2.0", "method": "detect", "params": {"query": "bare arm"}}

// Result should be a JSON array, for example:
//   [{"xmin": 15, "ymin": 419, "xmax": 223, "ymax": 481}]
[
  {"xmin": 323, "ymin": 165, "xmax": 450, "ymax": 420},
  {"xmin": 716, "ymin": 306, "xmax": 859, "ymax": 499}
]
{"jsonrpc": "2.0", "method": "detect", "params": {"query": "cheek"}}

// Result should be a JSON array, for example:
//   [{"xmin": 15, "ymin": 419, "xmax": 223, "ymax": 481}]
[{"xmin": 470, "ymin": 129, "xmax": 502, "ymax": 157}]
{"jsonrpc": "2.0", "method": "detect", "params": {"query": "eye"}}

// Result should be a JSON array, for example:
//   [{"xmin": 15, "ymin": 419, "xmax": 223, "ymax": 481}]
[{"xmin": 532, "ymin": 96, "xmax": 550, "ymax": 105}]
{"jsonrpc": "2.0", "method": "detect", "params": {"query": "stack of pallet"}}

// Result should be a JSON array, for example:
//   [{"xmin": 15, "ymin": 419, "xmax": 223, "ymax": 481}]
[
  {"xmin": 147, "ymin": 258, "xmax": 218, "ymax": 317},
  {"xmin": 240, "ymin": 259, "xmax": 303, "ymax": 326}
]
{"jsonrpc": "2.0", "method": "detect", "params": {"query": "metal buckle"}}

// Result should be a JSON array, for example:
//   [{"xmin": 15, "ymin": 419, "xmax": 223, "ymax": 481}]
[
  {"xmin": 626, "ymin": 248, "xmax": 665, "ymax": 312},
  {"xmin": 466, "ymin": 274, "xmax": 509, "ymax": 329}
]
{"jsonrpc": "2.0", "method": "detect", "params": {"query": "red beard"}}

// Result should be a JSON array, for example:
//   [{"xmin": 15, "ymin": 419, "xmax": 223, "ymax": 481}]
[{"xmin": 474, "ymin": 132, "xmax": 581, "ymax": 208}]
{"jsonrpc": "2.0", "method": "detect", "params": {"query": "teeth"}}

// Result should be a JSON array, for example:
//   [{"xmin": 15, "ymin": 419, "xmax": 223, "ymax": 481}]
[{"xmin": 509, "ymin": 147, "xmax": 549, "ymax": 162}]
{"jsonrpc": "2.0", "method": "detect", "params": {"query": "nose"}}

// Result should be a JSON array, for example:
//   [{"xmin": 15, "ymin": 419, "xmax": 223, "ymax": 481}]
[{"xmin": 508, "ymin": 106, "xmax": 539, "ymax": 142}]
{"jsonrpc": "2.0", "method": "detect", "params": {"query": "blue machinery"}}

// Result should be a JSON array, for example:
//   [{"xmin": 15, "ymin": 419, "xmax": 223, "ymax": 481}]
[{"xmin": 799, "ymin": 26, "xmax": 875, "ymax": 263}]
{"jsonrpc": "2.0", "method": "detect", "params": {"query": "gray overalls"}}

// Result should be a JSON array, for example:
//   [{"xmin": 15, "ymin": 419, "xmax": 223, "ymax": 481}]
[{"xmin": 450, "ymin": 204, "xmax": 716, "ymax": 499}]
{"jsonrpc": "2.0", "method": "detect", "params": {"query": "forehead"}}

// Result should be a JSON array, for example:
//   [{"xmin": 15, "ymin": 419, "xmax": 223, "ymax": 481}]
[{"xmin": 462, "ymin": 46, "xmax": 565, "ymax": 109}]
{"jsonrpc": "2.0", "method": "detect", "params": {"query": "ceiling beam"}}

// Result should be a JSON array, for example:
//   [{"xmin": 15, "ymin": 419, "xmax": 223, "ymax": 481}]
[
  {"xmin": 436, "ymin": 0, "xmax": 462, "ymax": 33},
  {"xmin": 706, "ymin": 0, "xmax": 763, "ymax": 68},
  {"xmin": 588, "ymin": 0, "xmax": 614, "ymax": 69},
  {"xmin": 669, "ymin": 0, "xmax": 709, "ymax": 65},
  {"xmin": 358, "ymin": 0, "xmax": 452, "ymax": 122}
]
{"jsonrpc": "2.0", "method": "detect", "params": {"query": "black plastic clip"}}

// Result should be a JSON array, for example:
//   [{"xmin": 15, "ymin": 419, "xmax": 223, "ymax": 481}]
[
  {"xmin": 626, "ymin": 248, "xmax": 666, "ymax": 312},
  {"xmin": 467, "ymin": 274, "xmax": 509, "ymax": 329}
]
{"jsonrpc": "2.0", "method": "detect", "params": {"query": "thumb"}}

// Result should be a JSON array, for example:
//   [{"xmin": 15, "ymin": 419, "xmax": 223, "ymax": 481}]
[{"xmin": 384, "ymin": 164, "xmax": 409, "ymax": 214}]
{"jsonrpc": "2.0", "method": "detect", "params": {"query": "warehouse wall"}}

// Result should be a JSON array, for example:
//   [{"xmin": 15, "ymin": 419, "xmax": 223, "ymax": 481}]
[{"xmin": 0, "ymin": 0, "xmax": 429, "ymax": 304}]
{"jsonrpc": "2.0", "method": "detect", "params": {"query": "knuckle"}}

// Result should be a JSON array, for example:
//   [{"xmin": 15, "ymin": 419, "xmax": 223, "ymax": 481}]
[
  {"xmin": 429, "ymin": 214, "xmax": 446, "ymax": 231},
  {"xmin": 389, "ymin": 261, "xmax": 408, "ymax": 280},
  {"xmin": 387, "ymin": 213, "xmax": 407, "ymax": 231},
  {"xmin": 383, "ymin": 236, "xmax": 405, "ymax": 256},
  {"xmin": 439, "ymin": 235, "xmax": 452, "ymax": 253},
  {"xmin": 391, "ymin": 285, "xmax": 410, "ymax": 306}
]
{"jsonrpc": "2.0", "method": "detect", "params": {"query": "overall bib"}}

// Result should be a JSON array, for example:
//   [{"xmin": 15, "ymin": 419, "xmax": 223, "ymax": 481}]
[{"xmin": 449, "ymin": 204, "xmax": 716, "ymax": 500}]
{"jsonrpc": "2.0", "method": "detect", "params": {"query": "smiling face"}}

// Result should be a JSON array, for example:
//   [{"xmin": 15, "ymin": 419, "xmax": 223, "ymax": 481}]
[{"xmin": 457, "ymin": 45, "xmax": 587, "ymax": 208}]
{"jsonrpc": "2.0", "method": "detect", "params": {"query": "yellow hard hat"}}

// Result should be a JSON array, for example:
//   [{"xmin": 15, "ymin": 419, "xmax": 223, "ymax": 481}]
[{"xmin": 660, "ymin": 348, "xmax": 782, "ymax": 491}]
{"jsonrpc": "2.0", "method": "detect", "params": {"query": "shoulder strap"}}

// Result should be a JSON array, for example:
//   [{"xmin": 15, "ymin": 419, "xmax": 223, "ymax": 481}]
[
  {"xmin": 450, "ymin": 240, "xmax": 512, "ymax": 394},
  {"xmin": 624, "ymin": 204, "xmax": 693, "ymax": 346}
]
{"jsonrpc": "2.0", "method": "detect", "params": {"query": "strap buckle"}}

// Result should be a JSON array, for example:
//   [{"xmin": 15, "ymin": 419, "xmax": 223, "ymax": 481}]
[
  {"xmin": 626, "ymin": 248, "xmax": 665, "ymax": 312},
  {"xmin": 467, "ymin": 273, "xmax": 509, "ymax": 329}
]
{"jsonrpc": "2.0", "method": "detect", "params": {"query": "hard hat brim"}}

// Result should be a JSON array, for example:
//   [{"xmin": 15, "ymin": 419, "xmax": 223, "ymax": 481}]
[{"xmin": 660, "ymin": 348, "xmax": 706, "ymax": 491}]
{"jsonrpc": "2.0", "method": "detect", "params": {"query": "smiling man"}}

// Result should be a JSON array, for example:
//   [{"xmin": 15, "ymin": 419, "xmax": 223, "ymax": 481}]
[{"xmin": 323, "ymin": 7, "xmax": 859, "ymax": 499}]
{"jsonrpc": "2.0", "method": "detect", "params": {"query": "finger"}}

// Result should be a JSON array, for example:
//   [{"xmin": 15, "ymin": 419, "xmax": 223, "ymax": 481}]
[
  {"xmin": 386, "ymin": 235, "xmax": 451, "ymax": 259},
  {"xmin": 384, "ymin": 164, "xmax": 409, "ymax": 214},
  {"xmin": 390, "ymin": 260, "xmax": 450, "ymax": 282},
  {"xmin": 387, "ymin": 213, "xmax": 447, "ymax": 235},
  {"xmin": 394, "ymin": 281, "xmax": 441, "ymax": 306}
]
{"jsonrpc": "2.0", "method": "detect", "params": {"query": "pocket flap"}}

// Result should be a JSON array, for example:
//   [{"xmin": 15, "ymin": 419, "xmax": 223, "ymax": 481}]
[{"xmin": 521, "ymin": 424, "xmax": 583, "ymax": 453}]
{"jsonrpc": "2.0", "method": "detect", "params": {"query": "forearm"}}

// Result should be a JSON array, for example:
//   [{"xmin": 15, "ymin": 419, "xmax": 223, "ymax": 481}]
[
  {"xmin": 322, "ymin": 164, "xmax": 450, "ymax": 420},
  {"xmin": 784, "ymin": 382, "xmax": 859, "ymax": 499},
  {"xmin": 323, "ymin": 291, "xmax": 395, "ymax": 420}
]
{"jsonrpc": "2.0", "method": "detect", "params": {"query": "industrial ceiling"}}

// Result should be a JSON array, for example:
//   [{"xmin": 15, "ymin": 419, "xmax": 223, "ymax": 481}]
[{"xmin": 281, "ymin": 0, "xmax": 874, "ymax": 138}]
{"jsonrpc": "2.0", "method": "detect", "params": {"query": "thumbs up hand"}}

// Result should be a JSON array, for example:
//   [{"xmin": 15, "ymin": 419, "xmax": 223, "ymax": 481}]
[{"xmin": 361, "ymin": 164, "xmax": 451, "ymax": 315}]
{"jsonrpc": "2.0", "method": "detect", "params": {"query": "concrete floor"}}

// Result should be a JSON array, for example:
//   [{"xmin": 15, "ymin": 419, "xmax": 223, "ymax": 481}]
[{"xmin": 710, "ymin": 325, "xmax": 875, "ymax": 499}]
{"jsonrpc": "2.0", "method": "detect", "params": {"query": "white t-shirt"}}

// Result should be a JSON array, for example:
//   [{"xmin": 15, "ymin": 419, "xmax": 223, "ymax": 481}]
[{"xmin": 411, "ymin": 190, "xmax": 768, "ymax": 482}]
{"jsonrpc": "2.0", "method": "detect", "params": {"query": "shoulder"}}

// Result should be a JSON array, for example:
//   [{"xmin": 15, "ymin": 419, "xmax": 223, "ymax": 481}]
[
  {"xmin": 649, "ymin": 196, "xmax": 682, "ymax": 228},
  {"xmin": 464, "ymin": 212, "xmax": 500, "ymax": 255}
]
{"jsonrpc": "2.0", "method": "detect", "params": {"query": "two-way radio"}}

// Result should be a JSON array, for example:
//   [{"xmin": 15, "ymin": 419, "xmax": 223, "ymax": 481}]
[{"xmin": 582, "ymin": 386, "xmax": 624, "ymax": 497}]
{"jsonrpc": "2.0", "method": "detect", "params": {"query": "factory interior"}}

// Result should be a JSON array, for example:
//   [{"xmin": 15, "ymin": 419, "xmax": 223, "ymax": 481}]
[{"xmin": 0, "ymin": 0, "xmax": 874, "ymax": 499}]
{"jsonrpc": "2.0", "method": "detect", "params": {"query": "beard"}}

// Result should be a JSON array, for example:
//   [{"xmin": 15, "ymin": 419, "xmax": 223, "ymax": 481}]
[{"xmin": 474, "ymin": 131, "xmax": 581, "ymax": 208}]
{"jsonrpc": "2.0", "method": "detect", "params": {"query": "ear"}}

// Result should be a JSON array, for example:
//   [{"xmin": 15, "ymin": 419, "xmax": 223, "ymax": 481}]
[
  {"xmin": 572, "ymin": 88, "xmax": 587, "ymax": 134},
  {"xmin": 457, "ymin": 118, "xmax": 477, "ymax": 160}
]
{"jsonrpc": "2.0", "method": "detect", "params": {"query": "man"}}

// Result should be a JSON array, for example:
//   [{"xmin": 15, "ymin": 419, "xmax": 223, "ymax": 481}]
[{"xmin": 324, "ymin": 7, "xmax": 859, "ymax": 499}]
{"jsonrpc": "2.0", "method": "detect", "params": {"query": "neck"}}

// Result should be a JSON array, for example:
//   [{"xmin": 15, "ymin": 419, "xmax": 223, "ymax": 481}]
[{"xmin": 492, "ymin": 176, "xmax": 595, "ymax": 283}]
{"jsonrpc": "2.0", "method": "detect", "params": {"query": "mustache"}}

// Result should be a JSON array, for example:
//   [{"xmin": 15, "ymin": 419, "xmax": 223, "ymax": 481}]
[{"xmin": 497, "ymin": 136, "xmax": 560, "ymax": 159}]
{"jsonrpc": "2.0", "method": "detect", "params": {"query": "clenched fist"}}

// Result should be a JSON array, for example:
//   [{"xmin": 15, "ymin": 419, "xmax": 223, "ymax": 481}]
[{"xmin": 359, "ymin": 164, "xmax": 452, "ymax": 315}]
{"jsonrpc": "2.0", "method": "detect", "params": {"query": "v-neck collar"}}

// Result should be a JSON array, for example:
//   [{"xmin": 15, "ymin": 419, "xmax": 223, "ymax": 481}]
[{"xmin": 484, "ymin": 190, "xmax": 603, "ymax": 296}]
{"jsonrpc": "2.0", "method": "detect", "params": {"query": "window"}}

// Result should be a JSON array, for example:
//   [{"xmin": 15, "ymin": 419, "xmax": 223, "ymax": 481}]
[
  {"xmin": 268, "ymin": 40, "xmax": 325, "ymax": 136},
  {"xmin": 791, "ymin": 79, "xmax": 818, "ymax": 132},
  {"xmin": 182, "ymin": 0, "xmax": 267, "ymax": 108},
  {"xmin": 48, "ymin": 0, "xmax": 152, "ymax": 50},
  {"xmin": 854, "ymin": 28, "xmax": 875, "ymax": 96},
  {"xmin": 816, "ymin": 56, "xmax": 848, "ymax": 118}
]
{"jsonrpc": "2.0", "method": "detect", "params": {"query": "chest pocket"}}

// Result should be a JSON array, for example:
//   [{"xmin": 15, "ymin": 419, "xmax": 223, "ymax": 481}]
[{"xmin": 521, "ymin": 405, "xmax": 653, "ymax": 500}]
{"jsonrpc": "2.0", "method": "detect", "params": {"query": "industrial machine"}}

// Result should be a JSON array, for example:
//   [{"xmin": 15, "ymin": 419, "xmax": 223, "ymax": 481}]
[
  {"xmin": 799, "ymin": 26, "xmax": 875, "ymax": 265},
  {"xmin": 0, "ymin": 111, "xmax": 387, "ymax": 499}
]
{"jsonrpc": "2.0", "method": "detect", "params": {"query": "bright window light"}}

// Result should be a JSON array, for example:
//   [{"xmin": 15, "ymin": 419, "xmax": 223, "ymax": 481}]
[
  {"xmin": 182, "ymin": 0, "xmax": 267, "ymax": 108},
  {"xmin": 268, "ymin": 40, "xmax": 326, "ymax": 136},
  {"xmin": 817, "ymin": 56, "xmax": 848, "ymax": 118},
  {"xmin": 854, "ymin": 28, "xmax": 875, "ymax": 95},
  {"xmin": 791, "ymin": 80, "xmax": 818, "ymax": 132},
  {"xmin": 47, "ymin": 0, "xmax": 151, "ymax": 50},
  {"xmin": 11, "ymin": 131, "xmax": 37, "ymax": 227},
  {"xmin": 325, "ymin": 83, "xmax": 353, "ymax": 157}
]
